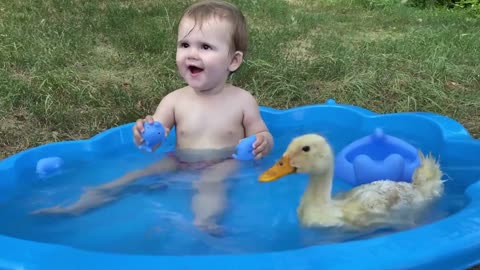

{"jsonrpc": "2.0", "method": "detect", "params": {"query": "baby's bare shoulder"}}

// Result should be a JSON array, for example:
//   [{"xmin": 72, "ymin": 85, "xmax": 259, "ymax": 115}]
[
  {"xmin": 161, "ymin": 86, "xmax": 190, "ymax": 101},
  {"xmin": 168, "ymin": 86, "xmax": 190, "ymax": 97},
  {"xmin": 229, "ymin": 86, "xmax": 256, "ymax": 100}
]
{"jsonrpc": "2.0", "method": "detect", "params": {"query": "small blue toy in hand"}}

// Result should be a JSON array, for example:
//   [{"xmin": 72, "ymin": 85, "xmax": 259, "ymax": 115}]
[
  {"xmin": 233, "ymin": 135, "xmax": 256, "ymax": 160},
  {"xmin": 138, "ymin": 121, "xmax": 166, "ymax": 152}
]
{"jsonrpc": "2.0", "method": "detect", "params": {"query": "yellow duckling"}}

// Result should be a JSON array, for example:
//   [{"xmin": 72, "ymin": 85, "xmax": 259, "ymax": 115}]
[{"xmin": 259, "ymin": 134, "xmax": 444, "ymax": 229}]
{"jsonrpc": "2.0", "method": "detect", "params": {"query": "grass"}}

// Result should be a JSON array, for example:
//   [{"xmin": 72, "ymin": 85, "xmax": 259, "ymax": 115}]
[{"xmin": 1, "ymin": 0, "xmax": 479, "ymax": 159}]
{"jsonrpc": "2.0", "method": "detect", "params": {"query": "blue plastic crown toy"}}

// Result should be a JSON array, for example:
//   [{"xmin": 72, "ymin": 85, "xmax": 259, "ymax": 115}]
[{"xmin": 335, "ymin": 128, "xmax": 421, "ymax": 186}]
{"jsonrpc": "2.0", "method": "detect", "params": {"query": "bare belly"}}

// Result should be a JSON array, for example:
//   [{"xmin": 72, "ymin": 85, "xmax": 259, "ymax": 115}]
[
  {"xmin": 174, "ymin": 147, "xmax": 236, "ymax": 163},
  {"xmin": 176, "ymin": 133, "xmax": 243, "ymax": 151}
]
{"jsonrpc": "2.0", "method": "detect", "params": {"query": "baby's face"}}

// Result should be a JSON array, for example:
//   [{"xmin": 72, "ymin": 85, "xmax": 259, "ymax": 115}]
[{"xmin": 176, "ymin": 16, "xmax": 239, "ymax": 92}]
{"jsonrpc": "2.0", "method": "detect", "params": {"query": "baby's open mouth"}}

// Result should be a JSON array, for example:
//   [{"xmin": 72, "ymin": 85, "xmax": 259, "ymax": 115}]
[{"xmin": 188, "ymin": 65, "xmax": 204, "ymax": 74}]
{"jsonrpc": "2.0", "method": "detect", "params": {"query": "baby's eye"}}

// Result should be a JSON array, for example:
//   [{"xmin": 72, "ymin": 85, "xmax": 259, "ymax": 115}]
[
  {"xmin": 179, "ymin": 42, "xmax": 189, "ymax": 48},
  {"xmin": 201, "ymin": 44, "xmax": 211, "ymax": 50}
]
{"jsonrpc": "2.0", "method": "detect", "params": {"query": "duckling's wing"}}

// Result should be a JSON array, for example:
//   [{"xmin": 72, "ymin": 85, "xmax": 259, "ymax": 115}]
[{"xmin": 339, "ymin": 181, "xmax": 417, "ymax": 227}]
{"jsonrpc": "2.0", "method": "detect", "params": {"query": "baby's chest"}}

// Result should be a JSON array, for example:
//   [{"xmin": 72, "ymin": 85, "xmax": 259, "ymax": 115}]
[{"xmin": 176, "ymin": 104, "xmax": 243, "ymax": 133}]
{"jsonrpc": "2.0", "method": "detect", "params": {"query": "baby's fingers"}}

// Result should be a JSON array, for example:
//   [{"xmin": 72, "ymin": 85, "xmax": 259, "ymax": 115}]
[
  {"xmin": 135, "ymin": 119, "xmax": 145, "ymax": 132},
  {"xmin": 145, "ymin": 115, "xmax": 154, "ymax": 124},
  {"xmin": 133, "ymin": 120, "xmax": 145, "ymax": 145},
  {"xmin": 133, "ymin": 132, "xmax": 143, "ymax": 146},
  {"xmin": 254, "ymin": 151, "xmax": 264, "ymax": 160},
  {"xmin": 253, "ymin": 141, "xmax": 267, "ymax": 156},
  {"xmin": 253, "ymin": 134, "xmax": 265, "ymax": 148}
]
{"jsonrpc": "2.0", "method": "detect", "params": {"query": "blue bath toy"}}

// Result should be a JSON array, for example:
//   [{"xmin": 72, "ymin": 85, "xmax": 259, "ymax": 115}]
[
  {"xmin": 36, "ymin": 156, "xmax": 64, "ymax": 179},
  {"xmin": 233, "ymin": 135, "xmax": 256, "ymax": 160},
  {"xmin": 335, "ymin": 128, "xmax": 421, "ymax": 186},
  {"xmin": 138, "ymin": 121, "xmax": 166, "ymax": 152},
  {"xmin": 326, "ymin": 98, "xmax": 336, "ymax": 105}
]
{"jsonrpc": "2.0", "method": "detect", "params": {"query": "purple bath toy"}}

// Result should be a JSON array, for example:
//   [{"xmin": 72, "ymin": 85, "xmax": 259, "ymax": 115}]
[
  {"xmin": 138, "ymin": 121, "xmax": 166, "ymax": 152},
  {"xmin": 335, "ymin": 128, "xmax": 421, "ymax": 186}
]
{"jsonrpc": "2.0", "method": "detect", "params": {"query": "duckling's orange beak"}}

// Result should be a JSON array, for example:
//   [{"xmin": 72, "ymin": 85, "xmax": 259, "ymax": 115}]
[{"xmin": 259, "ymin": 155, "xmax": 296, "ymax": 182}]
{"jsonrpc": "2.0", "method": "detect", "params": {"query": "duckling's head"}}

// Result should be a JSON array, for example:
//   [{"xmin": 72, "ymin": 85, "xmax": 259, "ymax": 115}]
[{"xmin": 259, "ymin": 134, "xmax": 334, "ymax": 182}]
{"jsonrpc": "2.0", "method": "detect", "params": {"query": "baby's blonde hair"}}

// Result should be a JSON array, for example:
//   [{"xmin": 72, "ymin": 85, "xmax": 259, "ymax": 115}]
[{"xmin": 181, "ymin": 0, "xmax": 248, "ymax": 54}]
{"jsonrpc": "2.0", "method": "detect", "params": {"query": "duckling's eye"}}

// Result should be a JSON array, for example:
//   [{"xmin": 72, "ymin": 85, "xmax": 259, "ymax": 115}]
[{"xmin": 302, "ymin": 146, "xmax": 310, "ymax": 152}]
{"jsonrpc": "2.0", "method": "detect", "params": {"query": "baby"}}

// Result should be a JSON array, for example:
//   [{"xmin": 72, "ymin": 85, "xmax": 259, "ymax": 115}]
[{"xmin": 33, "ymin": 0, "xmax": 273, "ymax": 234}]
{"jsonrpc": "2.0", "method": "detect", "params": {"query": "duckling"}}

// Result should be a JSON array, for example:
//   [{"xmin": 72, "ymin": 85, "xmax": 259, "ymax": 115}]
[{"xmin": 259, "ymin": 134, "xmax": 444, "ymax": 229}]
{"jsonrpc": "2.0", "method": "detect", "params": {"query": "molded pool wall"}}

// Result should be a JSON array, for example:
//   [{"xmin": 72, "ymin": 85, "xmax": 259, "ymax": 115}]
[{"xmin": 1, "ymin": 102, "xmax": 480, "ymax": 270}]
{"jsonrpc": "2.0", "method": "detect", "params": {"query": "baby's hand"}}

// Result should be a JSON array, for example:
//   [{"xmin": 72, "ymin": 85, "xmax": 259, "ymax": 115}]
[
  {"xmin": 132, "ymin": 116, "xmax": 169, "ymax": 151},
  {"xmin": 252, "ymin": 133, "xmax": 270, "ymax": 160},
  {"xmin": 133, "ymin": 115, "xmax": 154, "ymax": 146}
]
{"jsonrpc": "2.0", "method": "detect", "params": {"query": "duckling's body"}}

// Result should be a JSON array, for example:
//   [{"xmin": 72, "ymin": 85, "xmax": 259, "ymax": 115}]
[{"xmin": 259, "ymin": 134, "xmax": 444, "ymax": 230}]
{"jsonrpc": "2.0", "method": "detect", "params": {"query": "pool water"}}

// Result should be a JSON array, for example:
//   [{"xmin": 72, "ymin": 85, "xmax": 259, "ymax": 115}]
[{"xmin": 0, "ymin": 127, "xmax": 473, "ymax": 256}]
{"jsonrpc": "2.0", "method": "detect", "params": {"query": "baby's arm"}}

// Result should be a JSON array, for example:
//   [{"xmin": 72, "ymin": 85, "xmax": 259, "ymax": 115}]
[
  {"xmin": 241, "ymin": 92, "xmax": 274, "ymax": 159},
  {"xmin": 151, "ymin": 92, "xmax": 176, "ymax": 131},
  {"xmin": 133, "ymin": 92, "xmax": 176, "ymax": 149}
]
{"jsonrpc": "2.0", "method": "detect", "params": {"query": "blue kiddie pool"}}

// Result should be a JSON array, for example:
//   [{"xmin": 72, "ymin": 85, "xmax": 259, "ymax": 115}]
[{"xmin": 1, "ymin": 100, "xmax": 480, "ymax": 269}]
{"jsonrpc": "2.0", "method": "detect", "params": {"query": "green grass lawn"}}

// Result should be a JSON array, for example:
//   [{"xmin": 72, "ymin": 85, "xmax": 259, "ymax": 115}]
[{"xmin": 1, "ymin": 0, "xmax": 479, "ymax": 159}]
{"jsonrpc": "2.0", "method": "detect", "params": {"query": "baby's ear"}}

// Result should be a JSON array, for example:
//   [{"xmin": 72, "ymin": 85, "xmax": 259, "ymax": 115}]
[{"xmin": 228, "ymin": 51, "xmax": 243, "ymax": 72}]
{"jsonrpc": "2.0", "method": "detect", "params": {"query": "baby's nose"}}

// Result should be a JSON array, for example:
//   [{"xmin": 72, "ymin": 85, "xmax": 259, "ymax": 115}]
[{"xmin": 187, "ymin": 48, "xmax": 200, "ymax": 60}]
